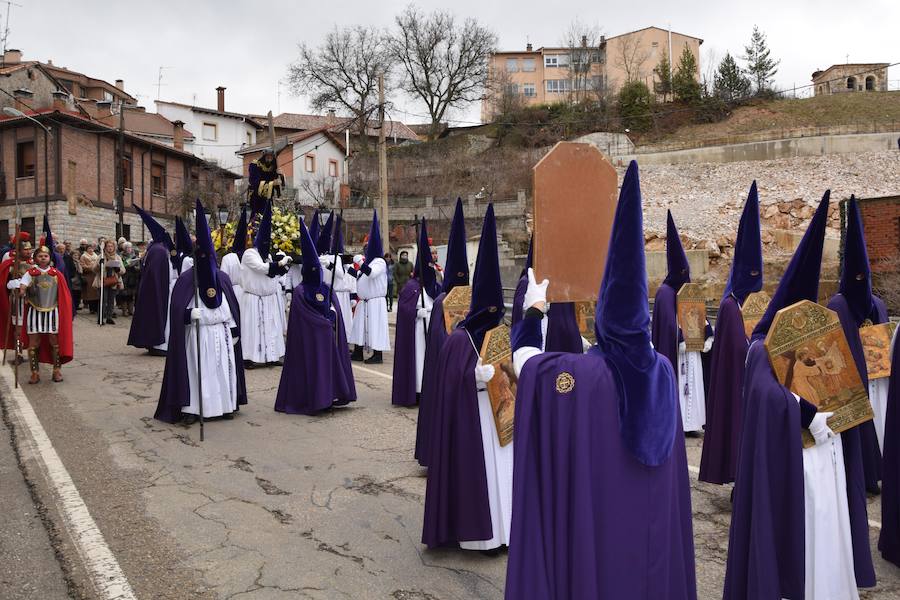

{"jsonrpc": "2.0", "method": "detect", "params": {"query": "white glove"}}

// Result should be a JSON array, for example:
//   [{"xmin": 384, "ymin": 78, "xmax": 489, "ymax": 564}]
[
  {"xmin": 678, "ymin": 341, "xmax": 687, "ymax": 352},
  {"xmin": 416, "ymin": 307, "xmax": 430, "ymax": 319},
  {"xmin": 523, "ymin": 268, "xmax": 549, "ymax": 313},
  {"xmin": 703, "ymin": 336, "xmax": 714, "ymax": 353},
  {"xmin": 581, "ymin": 336, "xmax": 592, "ymax": 353},
  {"xmin": 232, "ymin": 336, "xmax": 239, "ymax": 346},
  {"xmin": 809, "ymin": 411, "xmax": 836, "ymax": 446},
  {"xmin": 474, "ymin": 359, "xmax": 495, "ymax": 384},
  {"xmin": 278, "ymin": 256, "xmax": 292, "ymax": 267},
  {"xmin": 350, "ymin": 299, "xmax": 358, "ymax": 309},
  {"xmin": 6, "ymin": 278, "xmax": 19, "ymax": 290},
  {"xmin": 190, "ymin": 308, "xmax": 201, "ymax": 322}
]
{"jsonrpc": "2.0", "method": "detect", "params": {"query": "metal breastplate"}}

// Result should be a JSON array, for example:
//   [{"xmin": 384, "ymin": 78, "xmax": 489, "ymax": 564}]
[{"xmin": 26, "ymin": 272, "xmax": 59, "ymax": 311}]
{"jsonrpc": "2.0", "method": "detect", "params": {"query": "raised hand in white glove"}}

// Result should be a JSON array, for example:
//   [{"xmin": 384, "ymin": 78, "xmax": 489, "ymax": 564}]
[
  {"xmin": 190, "ymin": 308, "xmax": 202, "ymax": 321},
  {"xmin": 703, "ymin": 336, "xmax": 714, "ymax": 353},
  {"xmin": 524, "ymin": 268, "xmax": 549, "ymax": 313},
  {"xmin": 809, "ymin": 411, "xmax": 835, "ymax": 446},
  {"xmin": 474, "ymin": 359, "xmax": 495, "ymax": 384},
  {"xmin": 278, "ymin": 255, "xmax": 292, "ymax": 267},
  {"xmin": 6, "ymin": 278, "xmax": 19, "ymax": 290},
  {"xmin": 416, "ymin": 307, "xmax": 430, "ymax": 320}
]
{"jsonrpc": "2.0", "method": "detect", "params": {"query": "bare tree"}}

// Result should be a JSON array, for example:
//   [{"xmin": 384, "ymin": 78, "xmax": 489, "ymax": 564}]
[
  {"xmin": 299, "ymin": 175, "xmax": 338, "ymax": 208},
  {"xmin": 561, "ymin": 19, "xmax": 604, "ymax": 103},
  {"xmin": 701, "ymin": 46, "xmax": 719, "ymax": 96},
  {"xmin": 613, "ymin": 35, "xmax": 651, "ymax": 84},
  {"xmin": 392, "ymin": 5, "xmax": 497, "ymax": 140},
  {"xmin": 483, "ymin": 67, "xmax": 526, "ymax": 121},
  {"xmin": 287, "ymin": 26, "xmax": 391, "ymax": 151}
]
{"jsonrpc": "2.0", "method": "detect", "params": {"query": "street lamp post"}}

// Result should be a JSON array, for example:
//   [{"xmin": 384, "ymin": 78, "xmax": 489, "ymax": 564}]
[
  {"xmin": 3, "ymin": 107, "xmax": 51, "ymax": 218},
  {"xmin": 217, "ymin": 202, "xmax": 228, "ymax": 248}
]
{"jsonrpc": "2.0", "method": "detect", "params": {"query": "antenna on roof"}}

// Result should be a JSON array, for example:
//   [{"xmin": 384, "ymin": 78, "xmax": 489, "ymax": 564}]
[
  {"xmin": 156, "ymin": 66, "xmax": 172, "ymax": 101},
  {"xmin": 0, "ymin": 1, "xmax": 22, "ymax": 55}
]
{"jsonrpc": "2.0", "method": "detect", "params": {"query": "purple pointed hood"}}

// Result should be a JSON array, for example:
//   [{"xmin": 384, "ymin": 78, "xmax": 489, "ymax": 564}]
[
  {"xmin": 663, "ymin": 211, "xmax": 690, "ymax": 290},
  {"xmin": 175, "ymin": 216, "xmax": 193, "ymax": 256},
  {"xmin": 594, "ymin": 160, "xmax": 678, "ymax": 467},
  {"xmin": 309, "ymin": 209, "xmax": 321, "ymax": 247},
  {"xmin": 231, "ymin": 207, "xmax": 248, "ymax": 258},
  {"xmin": 416, "ymin": 217, "xmax": 441, "ymax": 299},
  {"xmin": 194, "ymin": 199, "xmax": 222, "ymax": 309},
  {"xmin": 722, "ymin": 181, "xmax": 764, "ymax": 304},
  {"xmin": 752, "ymin": 191, "xmax": 830, "ymax": 341},
  {"xmin": 254, "ymin": 201, "xmax": 273, "ymax": 257},
  {"xmin": 316, "ymin": 211, "xmax": 335, "ymax": 255},
  {"xmin": 298, "ymin": 217, "xmax": 332, "ymax": 318},
  {"xmin": 839, "ymin": 196, "xmax": 875, "ymax": 325},
  {"xmin": 442, "ymin": 198, "xmax": 469, "ymax": 293},
  {"xmin": 460, "ymin": 204, "xmax": 504, "ymax": 348},
  {"xmin": 364, "ymin": 210, "xmax": 384, "ymax": 264},
  {"xmin": 335, "ymin": 214, "xmax": 346, "ymax": 253},
  {"xmin": 135, "ymin": 205, "xmax": 175, "ymax": 252}
]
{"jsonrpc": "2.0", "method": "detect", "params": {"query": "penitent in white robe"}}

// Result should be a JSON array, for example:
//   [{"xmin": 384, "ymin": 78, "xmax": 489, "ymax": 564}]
[
  {"xmin": 184, "ymin": 300, "xmax": 238, "ymax": 418},
  {"xmin": 348, "ymin": 257, "xmax": 391, "ymax": 351},
  {"xmin": 219, "ymin": 252, "xmax": 244, "ymax": 307},
  {"xmin": 413, "ymin": 292, "xmax": 434, "ymax": 394},
  {"xmin": 156, "ymin": 260, "xmax": 179, "ymax": 353},
  {"xmin": 677, "ymin": 341, "xmax": 706, "ymax": 433},
  {"xmin": 321, "ymin": 255, "xmax": 354, "ymax": 338},
  {"xmin": 797, "ymin": 391, "xmax": 858, "ymax": 600},
  {"xmin": 460, "ymin": 333, "xmax": 513, "ymax": 551},
  {"xmin": 239, "ymin": 248, "xmax": 286, "ymax": 364}
]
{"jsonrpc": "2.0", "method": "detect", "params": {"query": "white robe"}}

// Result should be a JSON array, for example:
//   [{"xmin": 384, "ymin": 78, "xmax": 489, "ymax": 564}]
[
  {"xmin": 239, "ymin": 248, "xmax": 286, "ymax": 363},
  {"xmin": 184, "ymin": 300, "xmax": 238, "ymax": 418},
  {"xmin": 677, "ymin": 342, "xmax": 706, "ymax": 432},
  {"xmin": 156, "ymin": 259, "xmax": 178, "ymax": 352},
  {"xmin": 348, "ymin": 257, "xmax": 390, "ymax": 351},
  {"xmin": 219, "ymin": 252, "xmax": 244, "ymax": 307},
  {"xmin": 320, "ymin": 255, "xmax": 353, "ymax": 338},
  {"xmin": 798, "ymin": 392, "xmax": 858, "ymax": 600},
  {"xmin": 412, "ymin": 292, "xmax": 435, "ymax": 393}
]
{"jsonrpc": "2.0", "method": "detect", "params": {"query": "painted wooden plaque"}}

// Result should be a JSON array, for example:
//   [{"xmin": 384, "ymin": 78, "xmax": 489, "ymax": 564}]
[
  {"xmin": 741, "ymin": 290, "xmax": 771, "ymax": 339},
  {"xmin": 764, "ymin": 299, "xmax": 872, "ymax": 448},
  {"xmin": 677, "ymin": 283, "xmax": 708, "ymax": 352},
  {"xmin": 480, "ymin": 325, "xmax": 515, "ymax": 447},
  {"xmin": 533, "ymin": 142, "xmax": 618, "ymax": 303},
  {"xmin": 442, "ymin": 285, "xmax": 471, "ymax": 335},
  {"xmin": 859, "ymin": 321, "xmax": 896, "ymax": 380},
  {"xmin": 575, "ymin": 301, "xmax": 597, "ymax": 345}
]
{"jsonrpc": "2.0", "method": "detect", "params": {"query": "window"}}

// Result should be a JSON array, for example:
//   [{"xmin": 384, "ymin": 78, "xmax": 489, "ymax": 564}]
[
  {"xmin": 121, "ymin": 153, "xmax": 133, "ymax": 190},
  {"xmin": 59, "ymin": 79, "xmax": 74, "ymax": 92},
  {"xmin": 652, "ymin": 41, "xmax": 659, "ymax": 47},
  {"xmin": 328, "ymin": 159, "xmax": 339, "ymax": 178},
  {"xmin": 21, "ymin": 217, "xmax": 34, "ymax": 241},
  {"xmin": 116, "ymin": 223, "xmax": 131, "ymax": 241},
  {"xmin": 202, "ymin": 122, "xmax": 218, "ymax": 141},
  {"xmin": 865, "ymin": 76, "xmax": 875, "ymax": 91},
  {"xmin": 544, "ymin": 55, "xmax": 558, "ymax": 68},
  {"xmin": 523, "ymin": 83, "xmax": 536, "ymax": 97},
  {"xmin": 151, "ymin": 162, "xmax": 166, "ymax": 196},
  {"xmin": 847, "ymin": 76, "xmax": 856, "ymax": 90},
  {"xmin": 304, "ymin": 154, "xmax": 315, "ymax": 173},
  {"xmin": 0, "ymin": 220, "xmax": 8, "ymax": 245},
  {"xmin": 505, "ymin": 83, "xmax": 519, "ymax": 95},
  {"xmin": 16, "ymin": 140, "xmax": 35, "ymax": 178},
  {"xmin": 545, "ymin": 79, "xmax": 571, "ymax": 93},
  {"xmin": 522, "ymin": 58, "xmax": 535, "ymax": 72},
  {"xmin": 505, "ymin": 58, "xmax": 518, "ymax": 72},
  {"xmin": 246, "ymin": 131, "xmax": 252, "ymax": 145},
  {"xmin": 557, "ymin": 54, "xmax": 570, "ymax": 67}
]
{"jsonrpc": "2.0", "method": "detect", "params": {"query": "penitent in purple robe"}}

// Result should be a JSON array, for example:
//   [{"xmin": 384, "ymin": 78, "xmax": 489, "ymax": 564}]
[
  {"xmin": 392, "ymin": 279, "xmax": 422, "ymax": 406},
  {"xmin": 414, "ymin": 292, "xmax": 447, "ymax": 466},
  {"xmin": 128, "ymin": 242, "xmax": 172, "ymax": 350},
  {"xmin": 154, "ymin": 270, "xmax": 247, "ymax": 423},
  {"xmin": 274, "ymin": 291, "xmax": 355, "ymax": 415},
  {"xmin": 879, "ymin": 322, "xmax": 900, "ymax": 566}
]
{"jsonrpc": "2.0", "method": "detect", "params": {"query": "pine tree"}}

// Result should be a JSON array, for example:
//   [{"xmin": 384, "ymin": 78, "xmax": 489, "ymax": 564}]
[
  {"xmin": 653, "ymin": 50, "xmax": 673, "ymax": 102},
  {"xmin": 742, "ymin": 25, "xmax": 780, "ymax": 94},
  {"xmin": 672, "ymin": 45, "xmax": 702, "ymax": 104},
  {"xmin": 617, "ymin": 80, "xmax": 653, "ymax": 132},
  {"xmin": 714, "ymin": 52, "xmax": 751, "ymax": 101}
]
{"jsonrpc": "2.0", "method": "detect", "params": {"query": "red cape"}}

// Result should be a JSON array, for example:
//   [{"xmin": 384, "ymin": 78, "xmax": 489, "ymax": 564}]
[
  {"xmin": 13, "ymin": 265, "xmax": 74, "ymax": 364},
  {"xmin": 0, "ymin": 257, "xmax": 26, "ymax": 350}
]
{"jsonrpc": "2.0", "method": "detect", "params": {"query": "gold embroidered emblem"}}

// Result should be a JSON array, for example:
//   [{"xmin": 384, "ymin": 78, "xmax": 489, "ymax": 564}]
[
  {"xmin": 170, "ymin": 249, "xmax": 177, "ymax": 256},
  {"xmin": 555, "ymin": 372, "xmax": 575, "ymax": 394},
  {"xmin": 315, "ymin": 293, "xmax": 325, "ymax": 302},
  {"xmin": 488, "ymin": 306, "xmax": 498, "ymax": 313},
  {"xmin": 206, "ymin": 287, "xmax": 216, "ymax": 298}
]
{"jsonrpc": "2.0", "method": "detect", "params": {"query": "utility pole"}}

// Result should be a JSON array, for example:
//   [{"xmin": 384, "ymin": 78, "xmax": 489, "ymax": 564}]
[
  {"xmin": 116, "ymin": 100, "xmax": 126, "ymax": 237},
  {"xmin": 377, "ymin": 73, "xmax": 389, "ymax": 251}
]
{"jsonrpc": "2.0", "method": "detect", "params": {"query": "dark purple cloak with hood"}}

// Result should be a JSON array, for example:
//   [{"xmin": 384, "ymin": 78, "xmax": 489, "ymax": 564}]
[
  {"xmin": 699, "ymin": 181, "xmax": 763, "ymax": 485},
  {"xmin": 505, "ymin": 161, "xmax": 695, "ymax": 599},
  {"xmin": 392, "ymin": 218, "xmax": 440, "ymax": 407},
  {"xmin": 422, "ymin": 204, "xmax": 504, "ymax": 548},
  {"xmin": 879, "ymin": 312, "xmax": 900, "ymax": 566},
  {"xmin": 275, "ymin": 218, "xmax": 356, "ymax": 415},
  {"xmin": 128, "ymin": 206, "xmax": 176, "ymax": 350},
  {"xmin": 723, "ymin": 191, "xmax": 875, "ymax": 599}
]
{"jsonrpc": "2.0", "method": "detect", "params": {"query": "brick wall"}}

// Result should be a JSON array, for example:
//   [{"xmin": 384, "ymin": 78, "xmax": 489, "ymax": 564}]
[{"xmin": 858, "ymin": 195, "xmax": 900, "ymax": 272}]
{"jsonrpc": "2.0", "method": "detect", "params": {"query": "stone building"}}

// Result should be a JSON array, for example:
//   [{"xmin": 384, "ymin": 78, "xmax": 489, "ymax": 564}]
[{"xmin": 811, "ymin": 63, "xmax": 889, "ymax": 96}]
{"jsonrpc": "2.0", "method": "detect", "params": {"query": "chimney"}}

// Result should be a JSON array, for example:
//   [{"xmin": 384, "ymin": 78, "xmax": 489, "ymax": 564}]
[
  {"xmin": 216, "ymin": 86, "xmax": 226, "ymax": 112},
  {"xmin": 526, "ymin": 43, "xmax": 533, "ymax": 52},
  {"xmin": 173, "ymin": 120, "xmax": 185, "ymax": 150},
  {"xmin": 51, "ymin": 90, "xmax": 68, "ymax": 111},
  {"xmin": 3, "ymin": 49, "xmax": 21, "ymax": 65},
  {"xmin": 326, "ymin": 109, "xmax": 336, "ymax": 127},
  {"xmin": 12, "ymin": 88, "xmax": 33, "ymax": 112},
  {"xmin": 581, "ymin": 35, "xmax": 588, "ymax": 47},
  {"xmin": 96, "ymin": 99, "xmax": 113, "ymax": 118},
  {"xmin": 115, "ymin": 79, "xmax": 124, "ymax": 91},
  {"xmin": 46, "ymin": 59, "xmax": 52, "ymax": 66}
]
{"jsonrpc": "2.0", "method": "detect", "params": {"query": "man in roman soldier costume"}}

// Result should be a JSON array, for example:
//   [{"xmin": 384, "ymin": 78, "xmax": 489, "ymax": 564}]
[
  {"xmin": 17, "ymin": 244, "xmax": 74, "ymax": 383},
  {"xmin": 247, "ymin": 149, "xmax": 284, "ymax": 216},
  {"xmin": 1, "ymin": 232, "xmax": 34, "ymax": 365}
]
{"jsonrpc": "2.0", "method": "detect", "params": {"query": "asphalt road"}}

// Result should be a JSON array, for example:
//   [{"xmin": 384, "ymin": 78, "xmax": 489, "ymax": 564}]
[{"xmin": 2, "ymin": 311, "xmax": 900, "ymax": 599}]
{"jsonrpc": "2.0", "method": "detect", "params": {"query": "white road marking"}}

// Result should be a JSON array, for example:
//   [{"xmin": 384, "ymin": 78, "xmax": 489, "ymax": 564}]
[
  {"xmin": 0, "ymin": 367, "xmax": 136, "ymax": 600},
  {"xmin": 354, "ymin": 365, "xmax": 395, "ymax": 382}
]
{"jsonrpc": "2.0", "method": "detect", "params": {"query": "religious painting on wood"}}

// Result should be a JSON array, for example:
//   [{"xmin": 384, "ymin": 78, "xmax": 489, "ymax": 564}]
[
  {"xmin": 764, "ymin": 299, "xmax": 873, "ymax": 448},
  {"xmin": 677, "ymin": 283, "xmax": 707, "ymax": 351},
  {"xmin": 575, "ymin": 301, "xmax": 597, "ymax": 345},
  {"xmin": 480, "ymin": 325, "xmax": 515, "ymax": 447},
  {"xmin": 741, "ymin": 290, "xmax": 771, "ymax": 338},
  {"xmin": 442, "ymin": 285, "xmax": 471, "ymax": 335},
  {"xmin": 859, "ymin": 321, "xmax": 896, "ymax": 380}
]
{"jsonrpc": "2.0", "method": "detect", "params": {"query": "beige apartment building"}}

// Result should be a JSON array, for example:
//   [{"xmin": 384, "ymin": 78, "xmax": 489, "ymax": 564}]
[{"xmin": 482, "ymin": 26, "xmax": 702, "ymax": 121}]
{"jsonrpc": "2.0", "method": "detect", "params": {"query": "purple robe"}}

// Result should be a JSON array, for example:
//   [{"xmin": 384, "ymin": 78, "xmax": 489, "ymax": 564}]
[
  {"xmin": 698, "ymin": 296, "xmax": 747, "ymax": 484},
  {"xmin": 879, "ymin": 316, "xmax": 900, "ymax": 566},
  {"xmin": 414, "ymin": 292, "xmax": 447, "ymax": 466},
  {"xmin": 127, "ymin": 242, "xmax": 171, "ymax": 349},
  {"xmin": 421, "ymin": 328, "xmax": 491, "ymax": 547},
  {"xmin": 511, "ymin": 275, "xmax": 583, "ymax": 352},
  {"xmin": 723, "ymin": 342, "xmax": 875, "ymax": 599},
  {"xmin": 511, "ymin": 275, "xmax": 527, "ymax": 326},
  {"xmin": 828, "ymin": 293, "xmax": 887, "ymax": 494},
  {"xmin": 652, "ymin": 284, "xmax": 679, "ymax": 371},
  {"xmin": 274, "ymin": 290, "xmax": 355, "ymax": 415},
  {"xmin": 154, "ymin": 270, "xmax": 247, "ymax": 423},
  {"xmin": 392, "ymin": 279, "xmax": 423, "ymax": 407},
  {"xmin": 505, "ymin": 348, "xmax": 696, "ymax": 599}
]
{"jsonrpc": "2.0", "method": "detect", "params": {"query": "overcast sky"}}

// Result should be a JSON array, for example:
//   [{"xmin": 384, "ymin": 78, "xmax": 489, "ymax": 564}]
[{"xmin": 19, "ymin": 0, "xmax": 899, "ymax": 124}]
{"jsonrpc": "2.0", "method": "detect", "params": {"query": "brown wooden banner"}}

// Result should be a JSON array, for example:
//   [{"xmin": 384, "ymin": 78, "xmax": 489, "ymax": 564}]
[
  {"xmin": 533, "ymin": 142, "xmax": 618, "ymax": 303},
  {"xmin": 741, "ymin": 290, "xmax": 771, "ymax": 339},
  {"xmin": 480, "ymin": 325, "xmax": 515, "ymax": 447},
  {"xmin": 442, "ymin": 285, "xmax": 471, "ymax": 335},
  {"xmin": 859, "ymin": 321, "xmax": 896, "ymax": 380},
  {"xmin": 764, "ymin": 300, "xmax": 873, "ymax": 448},
  {"xmin": 677, "ymin": 283, "xmax": 707, "ymax": 352},
  {"xmin": 575, "ymin": 301, "xmax": 597, "ymax": 345}
]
